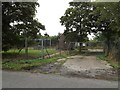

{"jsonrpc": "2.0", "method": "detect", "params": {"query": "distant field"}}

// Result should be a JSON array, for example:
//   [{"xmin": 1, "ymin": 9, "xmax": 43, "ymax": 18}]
[{"xmin": 2, "ymin": 48, "xmax": 58, "ymax": 60}]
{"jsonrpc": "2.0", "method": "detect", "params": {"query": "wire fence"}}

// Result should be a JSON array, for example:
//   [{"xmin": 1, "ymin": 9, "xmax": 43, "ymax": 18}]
[
  {"xmin": 3, "ymin": 37, "xmax": 119, "ymax": 61},
  {"xmin": 23, "ymin": 38, "xmax": 120, "ymax": 61},
  {"xmin": 57, "ymin": 41, "xmax": 104, "ymax": 56},
  {"xmin": 23, "ymin": 38, "xmax": 61, "ymax": 59},
  {"xmin": 23, "ymin": 39, "xmax": 105, "ymax": 59}
]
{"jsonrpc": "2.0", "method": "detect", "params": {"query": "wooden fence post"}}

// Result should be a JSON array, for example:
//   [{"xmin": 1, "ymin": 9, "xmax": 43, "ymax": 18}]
[{"xmin": 25, "ymin": 38, "xmax": 28, "ymax": 58}]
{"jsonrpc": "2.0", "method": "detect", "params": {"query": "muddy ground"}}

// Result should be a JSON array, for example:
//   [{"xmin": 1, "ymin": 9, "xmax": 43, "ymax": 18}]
[{"xmin": 23, "ymin": 55, "xmax": 118, "ymax": 81}]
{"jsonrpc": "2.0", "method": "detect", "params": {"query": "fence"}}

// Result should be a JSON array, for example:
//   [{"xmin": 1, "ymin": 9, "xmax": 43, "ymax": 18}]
[
  {"xmin": 23, "ymin": 38, "xmax": 120, "ymax": 61},
  {"xmin": 3, "ymin": 37, "xmax": 119, "ymax": 61},
  {"xmin": 58, "ymin": 41, "xmax": 104, "ymax": 55},
  {"xmin": 2, "ymin": 38, "xmax": 63, "ymax": 60},
  {"xmin": 23, "ymin": 38, "xmax": 63, "ymax": 59}
]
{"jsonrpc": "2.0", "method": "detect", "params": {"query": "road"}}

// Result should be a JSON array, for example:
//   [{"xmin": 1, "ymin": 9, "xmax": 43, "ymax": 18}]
[{"xmin": 2, "ymin": 71, "xmax": 118, "ymax": 88}]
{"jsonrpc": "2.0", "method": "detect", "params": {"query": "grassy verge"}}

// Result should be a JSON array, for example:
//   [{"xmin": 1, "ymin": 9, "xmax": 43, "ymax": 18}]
[
  {"xmin": 97, "ymin": 54, "xmax": 120, "ymax": 69},
  {"xmin": 2, "ymin": 56, "xmax": 68, "ymax": 71}
]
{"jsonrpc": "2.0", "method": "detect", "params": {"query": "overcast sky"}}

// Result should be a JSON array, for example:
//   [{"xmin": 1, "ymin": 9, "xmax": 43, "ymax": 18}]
[
  {"xmin": 35, "ymin": 0, "xmax": 73, "ymax": 36},
  {"xmin": 35, "ymin": 0, "xmax": 95, "ymax": 39}
]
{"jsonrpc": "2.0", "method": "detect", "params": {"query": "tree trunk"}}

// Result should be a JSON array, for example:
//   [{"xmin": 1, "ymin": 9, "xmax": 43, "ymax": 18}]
[
  {"xmin": 104, "ymin": 40, "xmax": 111, "ymax": 57},
  {"xmin": 79, "ymin": 43, "xmax": 82, "ymax": 52},
  {"xmin": 118, "ymin": 38, "xmax": 120, "ymax": 61},
  {"xmin": 25, "ymin": 38, "xmax": 28, "ymax": 58},
  {"xmin": 104, "ymin": 38, "xmax": 120, "ymax": 61}
]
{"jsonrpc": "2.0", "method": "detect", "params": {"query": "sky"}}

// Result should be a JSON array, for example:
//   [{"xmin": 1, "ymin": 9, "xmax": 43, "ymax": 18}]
[
  {"xmin": 35, "ymin": 0, "xmax": 95, "ymax": 39},
  {"xmin": 36, "ymin": 0, "xmax": 72, "ymax": 36}
]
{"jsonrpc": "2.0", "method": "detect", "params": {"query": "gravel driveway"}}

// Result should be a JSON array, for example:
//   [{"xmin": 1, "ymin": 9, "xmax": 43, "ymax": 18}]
[
  {"xmin": 60, "ymin": 55, "xmax": 118, "ymax": 80},
  {"xmin": 23, "ymin": 52, "xmax": 118, "ymax": 81}
]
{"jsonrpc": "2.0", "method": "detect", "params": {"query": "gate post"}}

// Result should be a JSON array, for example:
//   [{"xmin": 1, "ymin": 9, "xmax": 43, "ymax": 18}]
[
  {"xmin": 25, "ymin": 38, "xmax": 28, "ymax": 58},
  {"xmin": 41, "ymin": 39, "xmax": 44, "ymax": 59}
]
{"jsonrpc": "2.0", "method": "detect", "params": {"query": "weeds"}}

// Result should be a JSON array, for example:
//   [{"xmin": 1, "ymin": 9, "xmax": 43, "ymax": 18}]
[
  {"xmin": 97, "ymin": 54, "xmax": 120, "ymax": 69},
  {"xmin": 2, "ymin": 56, "xmax": 68, "ymax": 70}
]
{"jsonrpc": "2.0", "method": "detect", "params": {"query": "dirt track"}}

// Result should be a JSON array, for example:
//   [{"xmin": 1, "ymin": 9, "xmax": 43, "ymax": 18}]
[
  {"xmin": 62, "ymin": 55, "xmax": 112, "ymax": 70},
  {"xmin": 60, "ymin": 55, "xmax": 118, "ymax": 80},
  {"xmin": 24, "ymin": 52, "xmax": 118, "ymax": 81}
]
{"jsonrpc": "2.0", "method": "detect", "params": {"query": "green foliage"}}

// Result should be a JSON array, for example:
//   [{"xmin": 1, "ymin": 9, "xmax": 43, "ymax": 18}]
[
  {"xmin": 40, "ymin": 34, "xmax": 59, "ymax": 47},
  {"xmin": 61, "ymin": 2, "xmax": 120, "ymax": 55},
  {"xmin": 50, "ymin": 36, "xmax": 59, "ymax": 46},
  {"xmin": 97, "ymin": 54, "xmax": 120, "ymax": 69},
  {"xmin": 91, "ymin": 2, "xmax": 120, "ymax": 41},
  {"xmin": 2, "ymin": 2, "xmax": 45, "ymax": 51},
  {"xmin": 60, "ymin": 2, "xmax": 91, "ymax": 42},
  {"xmin": 61, "ymin": 2, "xmax": 120, "ymax": 42},
  {"xmin": 97, "ymin": 54, "xmax": 109, "ymax": 61},
  {"xmin": 2, "ymin": 48, "xmax": 58, "ymax": 59},
  {"xmin": 110, "ymin": 63, "xmax": 120, "ymax": 69},
  {"xmin": 2, "ymin": 59, "xmax": 12, "ymax": 64},
  {"xmin": 91, "ymin": 2, "xmax": 120, "ymax": 58},
  {"xmin": 2, "ymin": 56, "xmax": 67, "ymax": 70}
]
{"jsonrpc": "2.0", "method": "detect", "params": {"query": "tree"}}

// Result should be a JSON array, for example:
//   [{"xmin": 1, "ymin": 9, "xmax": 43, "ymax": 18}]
[
  {"xmin": 44, "ymin": 33, "xmax": 49, "ymax": 38},
  {"xmin": 60, "ymin": 1, "xmax": 120, "ymax": 57},
  {"xmin": 60, "ymin": 2, "xmax": 92, "ymax": 51},
  {"xmin": 89, "ymin": 2, "xmax": 120, "ymax": 61},
  {"xmin": 2, "ymin": 2, "xmax": 45, "ymax": 51},
  {"xmin": 90, "ymin": 2, "xmax": 120, "ymax": 57}
]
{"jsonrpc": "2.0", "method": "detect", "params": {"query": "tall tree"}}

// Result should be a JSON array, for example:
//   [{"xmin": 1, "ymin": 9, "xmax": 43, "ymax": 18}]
[
  {"xmin": 90, "ymin": 2, "xmax": 120, "ymax": 56},
  {"xmin": 60, "ymin": 2, "xmax": 92, "ymax": 51},
  {"xmin": 2, "ymin": 2, "xmax": 45, "ymax": 51}
]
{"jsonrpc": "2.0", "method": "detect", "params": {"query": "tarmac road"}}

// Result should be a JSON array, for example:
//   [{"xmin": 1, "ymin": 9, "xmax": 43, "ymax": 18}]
[{"xmin": 2, "ymin": 71, "xmax": 118, "ymax": 88}]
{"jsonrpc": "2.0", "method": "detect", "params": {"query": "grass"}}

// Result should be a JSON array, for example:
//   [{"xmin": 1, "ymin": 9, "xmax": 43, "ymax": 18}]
[
  {"xmin": 2, "ymin": 48, "xmax": 58, "ymax": 60},
  {"xmin": 2, "ymin": 48, "xmax": 69, "ymax": 71},
  {"xmin": 2, "ymin": 56, "xmax": 68, "ymax": 70},
  {"xmin": 97, "ymin": 54, "xmax": 109, "ymax": 61},
  {"xmin": 97, "ymin": 54, "xmax": 120, "ymax": 69}
]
